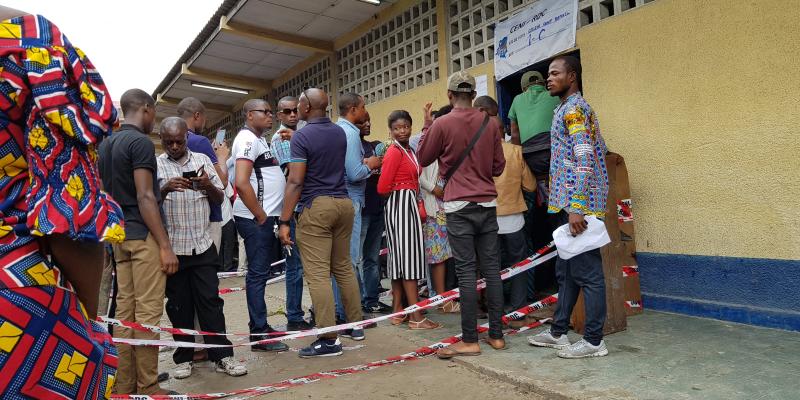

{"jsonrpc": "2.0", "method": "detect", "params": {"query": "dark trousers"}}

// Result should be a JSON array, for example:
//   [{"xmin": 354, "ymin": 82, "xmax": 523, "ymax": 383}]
[
  {"xmin": 446, "ymin": 203, "xmax": 504, "ymax": 342},
  {"xmin": 498, "ymin": 227, "xmax": 532, "ymax": 311},
  {"xmin": 550, "ymin": 212, "xmax": 607, "ymax": 345},
  {"xmin": 219, "ymin": 219, "xmax": 238, "ymax": 272},
  {"xmin": 166, "ymin": 245, "xmax": 233, "ymax": 363},
  {"xmin": 235, "ymin": 216, "xmax": 276, "ymax": 334},
  {"xmin": 284, "ymin": 219, "xmax": 305, "ymax": 323},
  {"xmin": 360, "ymin": 212, "xmax": 385, "ymax": 308}
]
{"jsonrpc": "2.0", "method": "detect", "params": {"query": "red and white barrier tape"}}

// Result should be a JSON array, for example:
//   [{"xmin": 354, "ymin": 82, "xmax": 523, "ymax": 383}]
[
  {"xmin": 621, "ymin": 265, "xmax": 638, "ymax": 277},
  {"xmin": 625, "ymin": 300, "xmax": 642, "ymax": 309},
  {"xmin": 105, "ymin": 244, "xmax": 556, "ymax": 348},
  {"xmin": 217, "ymin": 245, "xmax": 389, "ymax": 282},
  {"xmin": 110, "ymin": 295, "xmax": 557, "ymax": 399},
  {"xmin": 217, "ymin": 273, "xmax": 286, "ymax": 295}
]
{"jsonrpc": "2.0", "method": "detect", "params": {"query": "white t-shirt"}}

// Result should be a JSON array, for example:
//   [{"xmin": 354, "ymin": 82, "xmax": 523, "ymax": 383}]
[
  {"xmin": 230, "ymin": 128, "xmax": 285, "ymax": 218},
  {"xmin": 497, "ymin": 213, "xmax": 525, "ymax": 235}
]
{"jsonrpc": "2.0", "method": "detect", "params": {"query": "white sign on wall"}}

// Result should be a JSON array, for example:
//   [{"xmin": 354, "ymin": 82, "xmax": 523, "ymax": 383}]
[{"xmin": 494, "ymin": 0, "xmax": 578, "ymax": 81}]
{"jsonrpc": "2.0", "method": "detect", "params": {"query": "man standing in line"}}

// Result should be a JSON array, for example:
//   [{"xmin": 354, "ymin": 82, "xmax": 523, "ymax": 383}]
[
  {"xmin": 508, "ymin": 71, "xmax": 561, "ymax": 294},
  {"xmin": 417, "ymin": 72, "xmax": 507, "ymax": 358},
  {"xmin": 357, "ymin": 113, "xmax": 392, "ymax": 314},
  {"xmin": 475, "ymin": 96, "xmax": 537, "ymax": 322},
  {"xmin": 176, "ymin": 97, "xmax": 230, "ymax": 252},
  {"xmin": 271, "ymin": 95, "xmax": 312, "ymax": 331},
  {"xmin": 278, "ymin": 88, "xmax": 365, "ymax": 358},
  {"xmin": 528, "ymin": 56, "xmax": 610, "ymax": 358},
  {"xmin": 156, "ymin": 117, "xmax": 247, "ymax": 378},
  {"xmin": 335, "ymin": 92, "xmax": 382, "ymax": 320},
  {"xmin": 98, "ymin": 89, "xmax": 179, "ymax": 395},
  {"xmin": 230, "ymin": 99, "xmax": 289, "ymax": 352}
]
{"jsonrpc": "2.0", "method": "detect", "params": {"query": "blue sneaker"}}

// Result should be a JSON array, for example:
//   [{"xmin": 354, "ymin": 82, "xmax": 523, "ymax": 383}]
[
  {"xmin": 341, "ymin": 328, "xmax": 365, "ymax": 341},
  {"xmin": 298, "ymin": 338, "xmax": 343, "ymax": 358}
]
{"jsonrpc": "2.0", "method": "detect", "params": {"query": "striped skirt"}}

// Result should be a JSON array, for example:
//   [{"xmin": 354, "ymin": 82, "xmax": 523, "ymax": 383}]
[{"xmin": 384, "ymin": 189, "xmax": 426, "ymax": 280}]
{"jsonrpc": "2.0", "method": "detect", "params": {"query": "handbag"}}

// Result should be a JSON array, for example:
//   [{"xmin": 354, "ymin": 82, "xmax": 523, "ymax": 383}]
[
  {"xmin": 442, "ymin": 114, "xmax": 491, "ymax": 188},
  {"xmin": 417, "ymin": 197, "xmax": 427, "ymax": 220}
]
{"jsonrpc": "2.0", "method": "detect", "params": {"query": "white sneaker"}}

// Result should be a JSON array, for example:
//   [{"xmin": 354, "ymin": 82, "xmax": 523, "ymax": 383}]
[
  {"xmin": 173, "ymin": 362, "xmax": 192, "ymax": 379},
  {"xmin": 557, "ymin": 339, "xmax": 609, "ymax": 359},
  {"xmin": 528, "ymin": 329, "xmax": 571, "ymax": 349},
  {"xmin": 216, "ymin": 356, "xmax": 248, "ymax": 377}
]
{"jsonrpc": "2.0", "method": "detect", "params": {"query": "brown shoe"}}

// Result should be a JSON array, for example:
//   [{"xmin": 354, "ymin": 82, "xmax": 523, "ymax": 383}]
[{"xmin": 484, "ymin": 337, "xmax": 507, "ymax": 350}]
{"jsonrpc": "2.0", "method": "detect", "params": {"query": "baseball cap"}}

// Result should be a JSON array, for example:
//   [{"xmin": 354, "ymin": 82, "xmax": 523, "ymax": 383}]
[
  {"xmin": 521, "ymin": 71, "xmax": 545, "ymax": 90},
  {"xmin": 447, "ymin": 71, "xmax": 476, "ymax": 93}
]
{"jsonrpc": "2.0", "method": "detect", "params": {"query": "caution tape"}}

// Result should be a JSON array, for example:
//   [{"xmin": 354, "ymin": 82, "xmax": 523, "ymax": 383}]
[
  {"xmin": 625, "ymin": 300, "xmax": 642, "ymax": 309},
  {"xmin": 217, "ymin": 273, "xmax": 286, "ymax": 295},
  {"xmin": 110, "ymin": 295, "xmax": 557, "ymax": 399},
  {"xmin": 621, "ymin": 265, "xmax": 638, "ymax": 277},
  {"xmin": 218, "ymin": 248, "xmax": 389, "ymax": 280},
  {"xmin": 106, "ymin": 245, "xmax": 556, "ymax": 348}
]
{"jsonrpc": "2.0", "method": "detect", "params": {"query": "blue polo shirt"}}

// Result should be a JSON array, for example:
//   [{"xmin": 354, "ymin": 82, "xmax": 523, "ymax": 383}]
[
  {"xmin": 290, "ymin": 117, "xmax": 349, "ymax": 212},
  {"xmin": 187, "ymin": 130, "xmax": 222, "ymax": 222}
]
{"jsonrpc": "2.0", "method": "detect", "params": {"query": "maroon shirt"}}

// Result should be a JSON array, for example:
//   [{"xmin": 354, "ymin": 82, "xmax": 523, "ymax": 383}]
[{"xmin": 417, "ymin": 107, "xmax": 505, "ymax": 204}]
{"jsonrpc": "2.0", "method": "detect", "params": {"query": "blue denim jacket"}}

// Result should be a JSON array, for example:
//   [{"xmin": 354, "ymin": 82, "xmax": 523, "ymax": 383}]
[{"xmin": 337, "ymin": 118, "xmax": 371, "ymax": 203}]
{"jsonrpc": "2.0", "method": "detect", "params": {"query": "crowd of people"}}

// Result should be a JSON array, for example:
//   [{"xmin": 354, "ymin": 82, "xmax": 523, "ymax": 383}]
[{"xmin": 0, "ymin": 8, "xmax": 611, "ymax": 397}]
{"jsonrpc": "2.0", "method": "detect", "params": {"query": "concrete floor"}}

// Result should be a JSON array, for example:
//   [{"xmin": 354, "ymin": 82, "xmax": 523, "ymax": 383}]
[{"xmin": 153, "ymin": 275, "xmax": 800, "ymax": 399}]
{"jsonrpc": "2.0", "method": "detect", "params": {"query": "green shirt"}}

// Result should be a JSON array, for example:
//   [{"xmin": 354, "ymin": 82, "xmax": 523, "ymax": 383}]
[{"xmin": 508, "ymin": 85, "xmax": 560, "ymax": 143}]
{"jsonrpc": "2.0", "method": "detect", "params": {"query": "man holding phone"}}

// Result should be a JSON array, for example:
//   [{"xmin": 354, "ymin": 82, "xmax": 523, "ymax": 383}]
[
  {"xmin": 157, "ymin": 117, "xmax": 247, "ymax": 378},
  {"xmin": 231, "ymin": 99, "xmax": 290, "ymax": 351}
]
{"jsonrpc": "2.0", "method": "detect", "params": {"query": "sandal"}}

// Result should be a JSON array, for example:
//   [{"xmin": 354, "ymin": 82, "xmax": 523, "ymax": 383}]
[
  {"xmin": 483, "ymin": 337, "xmax": 508, "ymax": 350},
  {"xmin": 439, "ymin": 301, "xmax": 461, "ymax": 314},
  {"xmin": 408, "ymin": 318, "xmax": 442, "ymax": 330},
  {"xmin": 436, "ymin": 347, "xmax": 481, "ymax": 359},
  {"xmin": 390, "ymin": 315, "xmax": 408, "ymax": 326}
]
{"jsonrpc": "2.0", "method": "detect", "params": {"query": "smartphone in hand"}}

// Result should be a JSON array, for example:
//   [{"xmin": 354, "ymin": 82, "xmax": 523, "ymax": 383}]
[{"xmin": 215, "ymin": 130, "xmax": 226, "ymax": 146}]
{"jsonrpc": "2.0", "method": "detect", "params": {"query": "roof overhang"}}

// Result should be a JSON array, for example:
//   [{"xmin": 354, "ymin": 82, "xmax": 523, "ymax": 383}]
[{"xmin": 153, "ymin": 0, "xmax": 395, "ymax": 126}]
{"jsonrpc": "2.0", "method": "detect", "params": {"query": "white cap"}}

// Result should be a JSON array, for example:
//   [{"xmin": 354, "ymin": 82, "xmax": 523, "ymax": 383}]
[{"xmin": 553, "ymin": 215, "xmax": 611, "ymax": 260}]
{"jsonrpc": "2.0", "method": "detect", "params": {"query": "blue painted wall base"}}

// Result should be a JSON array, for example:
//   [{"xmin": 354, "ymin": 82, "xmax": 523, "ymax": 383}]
[{"xmin": 637, "ymin": 252, "xmax": 800, "ymax": 332}]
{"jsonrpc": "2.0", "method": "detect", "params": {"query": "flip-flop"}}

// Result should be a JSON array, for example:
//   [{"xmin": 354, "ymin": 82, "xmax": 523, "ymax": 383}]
[
  {"xmin": 436, "ymin": 347, "xmax": 482, "ymax": 359},
  {"xmin": 483, "ymin": 338, "xmax": 508, "ymax": 351},
  {"xmin": 408, "ymin": 318, "xmax": 442, "ymax": 330}
]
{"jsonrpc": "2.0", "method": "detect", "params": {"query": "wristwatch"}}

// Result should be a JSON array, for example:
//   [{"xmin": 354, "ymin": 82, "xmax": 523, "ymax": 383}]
[{"xmin": 277, "ymin": 219, "xmax": 291, "ymax": 227}]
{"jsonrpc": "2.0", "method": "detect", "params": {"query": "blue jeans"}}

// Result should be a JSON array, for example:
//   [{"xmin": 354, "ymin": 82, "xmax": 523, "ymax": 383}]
[
  {"xmin": 360, "ymin": 212, "xmax": 384, "ymax": 308},
  {"xmin": 333, "ymin": 199, "xmax": 364, "ymax": 319},
  {"xmin": 550, "ymin": 212, "xmax": 607, "ymax": 345},
  {"xmin": 235, "ymin": 216, "xmax": 276, "ymax": 334},
  {"xmin": 284, "ymin": 219, "xmax": 304, "ymax": 323}
]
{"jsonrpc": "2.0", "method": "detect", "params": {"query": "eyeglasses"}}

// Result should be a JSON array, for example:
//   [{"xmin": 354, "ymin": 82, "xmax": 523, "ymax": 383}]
[
  {"xmin": 280, "ymin": 108, "xmax": 298, "ymax": 115},
  {"xmin": 249, "ymin": 109, "xmax": 274, "ymax": 117}
]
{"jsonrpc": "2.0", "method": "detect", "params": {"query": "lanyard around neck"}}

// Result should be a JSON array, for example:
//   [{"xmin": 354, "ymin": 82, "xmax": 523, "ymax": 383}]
[{"xmin": 393, "ymin": 140, "xmax": 419, "ymax": 174}]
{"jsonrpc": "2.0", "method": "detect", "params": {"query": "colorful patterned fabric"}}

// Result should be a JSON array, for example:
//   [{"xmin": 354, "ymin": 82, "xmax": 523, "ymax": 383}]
[
  {"xmin": 0, "ymin": 286, "xmax": 117, "ymax": 399},
  {"xmin": 548, "ymin": 92, "xmax": 609, "ymax": 217},
  {"xmin": 423, "ymin": 208, "xmax": 452, "ymax": 264},
  {"xmin": 0, "ymin": 14, "xmax": 125, "ymax": 290},
  {"xmin": 0, "ymin": 14, "xmax": 121, "ymax": 399}
]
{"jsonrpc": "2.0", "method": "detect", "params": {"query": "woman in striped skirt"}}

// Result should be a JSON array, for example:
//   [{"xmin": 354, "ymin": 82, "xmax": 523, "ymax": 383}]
[{"xmin": 377, "ymin": 110, "xmax": 441, "ymax": 330}]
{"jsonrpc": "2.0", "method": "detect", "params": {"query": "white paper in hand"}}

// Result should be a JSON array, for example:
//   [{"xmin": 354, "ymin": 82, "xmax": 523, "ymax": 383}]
[{"xmin": 553, "ymin": 215, "xmax": 611, "ymax": 260}]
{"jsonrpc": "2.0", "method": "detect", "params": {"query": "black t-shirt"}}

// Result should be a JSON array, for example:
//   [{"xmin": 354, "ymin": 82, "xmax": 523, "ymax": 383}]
[{"xmin": 98, "ymin": 124, "xmax": 161, "ymax": 241}]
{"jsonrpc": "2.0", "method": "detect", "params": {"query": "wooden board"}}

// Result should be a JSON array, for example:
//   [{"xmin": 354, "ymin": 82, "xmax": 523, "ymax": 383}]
[{"xmin": 569, "ymin": 152, "xmax": 643, "ymax": 335}]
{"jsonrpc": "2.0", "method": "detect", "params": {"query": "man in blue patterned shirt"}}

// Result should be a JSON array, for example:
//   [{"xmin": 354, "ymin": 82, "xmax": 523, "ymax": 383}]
[{"xmin": 528, "ymin": 56, "xmax": 610, "ymax": 359}]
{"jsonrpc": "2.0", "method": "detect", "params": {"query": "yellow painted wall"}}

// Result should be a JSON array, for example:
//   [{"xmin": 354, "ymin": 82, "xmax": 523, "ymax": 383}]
[
  {"xmin": 574, "ymin": 0, "xmax": 800, "ymax": 260},
  {"xmin": 365, "ymin": 61, "xmax": 496, "ymax": 139},
  {"xmin": 278, "ymin": 0, "xmax": 799, "ymax": 261}
]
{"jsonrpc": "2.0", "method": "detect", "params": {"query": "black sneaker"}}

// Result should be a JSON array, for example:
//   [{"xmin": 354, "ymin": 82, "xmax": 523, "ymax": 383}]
[
  {"xmin": 298, "ymin": 338, "xmax": 343, "ymax": 358},
  {"xmin": 341, "ymin": 328, "xmax": 365, "ymax": 341},
  {"xmin": 251, "ymin": 339, "xmax": 289, "ymax": 353},
  {"xmin": 363, "ymin": 302, "xmax": 392, "ymax": 314},
  {"xmin": 287, "ymin": 320, "xmax": 313, "ymax": 331}
]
